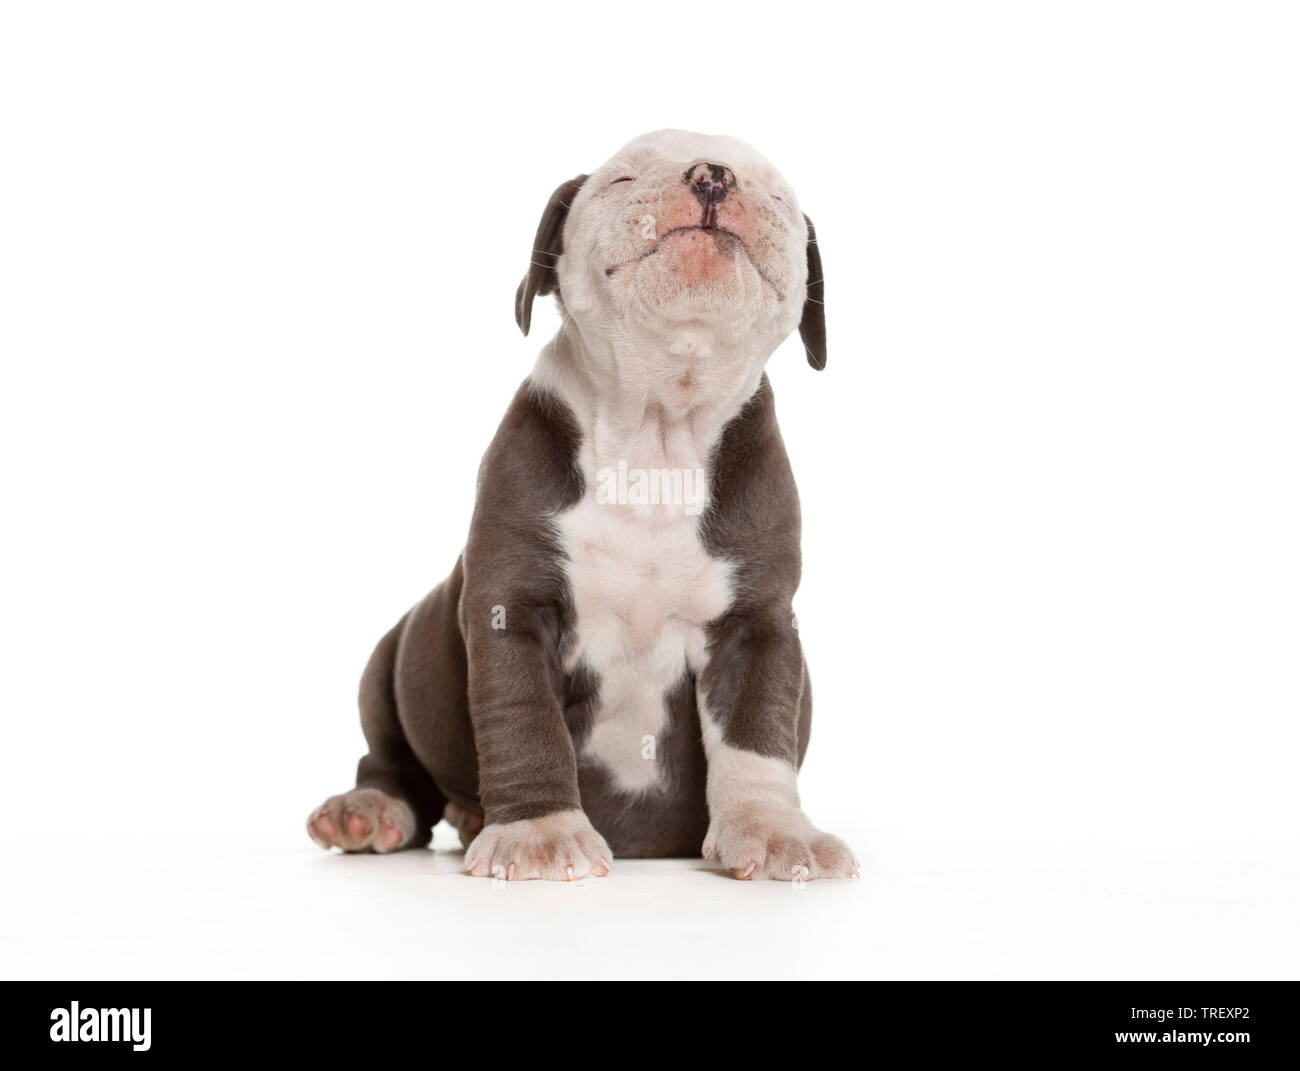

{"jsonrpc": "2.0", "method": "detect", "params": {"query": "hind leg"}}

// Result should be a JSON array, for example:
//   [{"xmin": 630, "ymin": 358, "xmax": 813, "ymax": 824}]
[
  {"xmin": 307, "ymin": 614, "xmax": 448, "ymax": 853},
  {"xmin": 444, "ymin": 801, "xmax": 484, "ymax": 848}
]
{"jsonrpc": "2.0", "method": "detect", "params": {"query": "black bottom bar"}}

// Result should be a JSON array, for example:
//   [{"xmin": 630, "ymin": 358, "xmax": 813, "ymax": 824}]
[{"xmin": 2, "ymin": 982, "xmax": 1291, "ymax": 1059}]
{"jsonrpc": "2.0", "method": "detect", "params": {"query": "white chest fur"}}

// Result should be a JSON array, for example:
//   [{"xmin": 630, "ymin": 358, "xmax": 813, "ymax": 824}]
[
  {"xmin": 532, "ymin": 328, "xmax": 763, "ymax": 794},
  {"xmin": 554, "ymin": 462, "xmax": 734, "ymax": 794},
  {"xmin": 556, "ymin": 493, "xmax": 733, "ymax": 793}
]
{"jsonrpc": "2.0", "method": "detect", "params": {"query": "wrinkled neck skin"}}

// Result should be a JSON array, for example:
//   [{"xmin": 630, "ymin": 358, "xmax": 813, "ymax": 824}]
[{"xmin": 531, "ymin": 312, "xmax": 778, "ymax": 498}]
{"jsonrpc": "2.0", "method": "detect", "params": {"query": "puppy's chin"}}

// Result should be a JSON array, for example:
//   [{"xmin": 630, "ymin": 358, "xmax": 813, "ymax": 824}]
[{"xmin": 626, "ymin": 231, "xmax": 767, "ymax": 322}]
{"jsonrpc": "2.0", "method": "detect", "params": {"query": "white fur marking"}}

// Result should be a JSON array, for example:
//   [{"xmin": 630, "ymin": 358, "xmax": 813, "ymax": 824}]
[
  {"xmin": 555, "ymin": 480, "xmax": 733, "ymax": 793},
  {"xmin": 699, "ymin": 717, "xmax": 801, "ymax": 813}
]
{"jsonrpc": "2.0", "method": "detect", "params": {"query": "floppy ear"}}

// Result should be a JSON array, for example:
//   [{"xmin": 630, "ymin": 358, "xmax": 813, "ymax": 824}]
[
  {"xmin": 515, "ymin": 174, "xmax": 589, "ymax": 336},
  {"xmin": 799, "ymin": 213, "xmax": 826, "ymax": 370}
]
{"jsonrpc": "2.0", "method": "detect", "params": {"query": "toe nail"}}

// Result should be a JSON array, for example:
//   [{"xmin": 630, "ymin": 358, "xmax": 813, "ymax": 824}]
[{"xmin": 507, "ymin": 862, "xmax": 516, "ymax": 881}]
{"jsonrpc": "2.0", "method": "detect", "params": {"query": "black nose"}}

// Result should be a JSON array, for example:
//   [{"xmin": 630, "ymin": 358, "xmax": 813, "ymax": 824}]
[{"xmin": 685, "ymin": 162, "xmax": 737, "ymax": 227}]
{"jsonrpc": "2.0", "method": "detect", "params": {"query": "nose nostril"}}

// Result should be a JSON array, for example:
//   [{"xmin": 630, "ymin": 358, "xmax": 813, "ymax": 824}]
[
  {"xmin": 685, "ymin": 162, "xmax": 738, "ymax": 228},
  {"xmin": 684, "ymin": 162, "xmax": 737, "ymax": 190}
]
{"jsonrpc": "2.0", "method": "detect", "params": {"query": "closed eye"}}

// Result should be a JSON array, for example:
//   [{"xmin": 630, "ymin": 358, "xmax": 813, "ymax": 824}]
[{"xmin": 610, "ymin": 175, "xmax": 636, "ymax": 185}]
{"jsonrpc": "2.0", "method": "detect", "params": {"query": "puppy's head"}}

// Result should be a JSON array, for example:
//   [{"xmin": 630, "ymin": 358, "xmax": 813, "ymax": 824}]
[{"xmin": 517, "ymin": 130, "xmax": 825, "ymax": 371}]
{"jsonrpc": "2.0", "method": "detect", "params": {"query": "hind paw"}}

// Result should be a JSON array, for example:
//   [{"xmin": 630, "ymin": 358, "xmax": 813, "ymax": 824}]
[{"xmin": 307, "ymin": 788, "xmax": 416, "ymax": 853}]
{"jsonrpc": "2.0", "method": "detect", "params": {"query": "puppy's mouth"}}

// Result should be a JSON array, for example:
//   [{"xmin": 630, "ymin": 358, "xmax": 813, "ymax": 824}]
[{"xmin": 605, "ymin": 226, "xmax": 785, "ymax": 299}]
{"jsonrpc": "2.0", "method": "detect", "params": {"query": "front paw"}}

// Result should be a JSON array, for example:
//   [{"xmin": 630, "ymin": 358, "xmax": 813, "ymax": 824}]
[
  {"xmin": 703, "ymin": 804, "xmax": 858, "ymax": 881},
  {"xmin": 464, "ymin": 809, "xmax": 613, "ymax": 882}
]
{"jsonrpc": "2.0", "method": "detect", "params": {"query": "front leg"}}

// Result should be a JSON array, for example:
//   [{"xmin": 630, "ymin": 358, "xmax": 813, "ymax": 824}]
[
  {"xmin": 461, "ymin": 594, "xmax": 611, "ymax": 882},
  {"xmin": 698, "ymin": 610, "xmax": 857, "ymax": 881}
]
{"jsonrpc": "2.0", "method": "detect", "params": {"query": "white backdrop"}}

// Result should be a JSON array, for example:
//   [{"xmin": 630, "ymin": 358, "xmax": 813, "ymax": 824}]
[{"xmin": 1, "ymin": 1, "xmax": 1297, "ymax": 979}]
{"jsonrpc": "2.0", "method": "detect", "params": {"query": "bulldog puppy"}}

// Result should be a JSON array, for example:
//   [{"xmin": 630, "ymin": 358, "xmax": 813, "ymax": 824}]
[{"xmin": 308, "ymin": 129, "xmax": 855, "ymax": 881}]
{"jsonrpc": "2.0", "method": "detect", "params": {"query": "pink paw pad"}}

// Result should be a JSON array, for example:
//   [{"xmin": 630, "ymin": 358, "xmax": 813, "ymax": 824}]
[{"xmin": 306, "ymin": 788, "xmax": 416, "ymax": 854}]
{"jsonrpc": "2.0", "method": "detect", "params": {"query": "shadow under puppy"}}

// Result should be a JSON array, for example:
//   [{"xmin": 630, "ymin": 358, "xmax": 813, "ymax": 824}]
[{"xmin": 308, "ymin": 129, "xmax": 856, "ymax": 881}]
